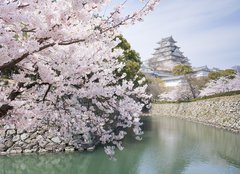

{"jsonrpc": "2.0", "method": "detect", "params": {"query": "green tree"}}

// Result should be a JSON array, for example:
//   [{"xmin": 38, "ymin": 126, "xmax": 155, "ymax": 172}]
[
  {"xmin": 172, "ymin": 64, "xmax": 193, "ymax": 76},
  {"xmin": 208, "ymin": 69, "xmax": 236, "ymax": 80},
  {"xmin": 114, "ymin": 35, "xmax": 144, "ymax": 85},
  {"xmin": 220, "ymin": 69, "xmax": 236, "ymax": 78},
  {"xmin": 208, "ymin": 71, "xmax": 222, "ymax": 80}
]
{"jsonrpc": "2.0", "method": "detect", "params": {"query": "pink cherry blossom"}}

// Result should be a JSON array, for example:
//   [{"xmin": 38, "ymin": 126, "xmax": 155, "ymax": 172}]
[
  {"xmin": 0, "ymin": 0, "xmax": 159, "ymax": 157},
  {"xmin": 199, "ymin": 73, "xmax": 240, "ymax": 97}
]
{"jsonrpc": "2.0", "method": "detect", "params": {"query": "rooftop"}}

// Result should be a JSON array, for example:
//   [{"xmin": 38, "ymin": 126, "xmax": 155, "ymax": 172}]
[
  {"xmin": 193, "ymin": 66, "xmax": 210, "ymax": 72},
  {"xmin": 157, "ymin": 36, "xmax": 176, "ymax": 44}
]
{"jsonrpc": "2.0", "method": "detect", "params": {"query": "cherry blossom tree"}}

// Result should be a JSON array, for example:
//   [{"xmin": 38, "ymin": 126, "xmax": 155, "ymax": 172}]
[
  {"xmin": 158, "ymin": 89, "xmax": 179, "ymax": 101},
  {"xmin": 0, "ymin": 0, "xmax": 160, "ymax": 157},
  {"xmin": 158, "ymin": 84, "xmax": 193, "ymax": 102},
  {"xmin": 199, "ymin": 73, "xmax": 240, "ymax": 97}
]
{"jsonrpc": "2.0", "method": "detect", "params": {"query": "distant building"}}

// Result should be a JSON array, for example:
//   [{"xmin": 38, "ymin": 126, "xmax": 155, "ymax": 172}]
[
  {"xmin": 142, "ymin": 36, "xmax": 211, "ymax": 87},
  {"xmin": 193, "ymin": 66, "xmax": 210, "ymax": 77}
]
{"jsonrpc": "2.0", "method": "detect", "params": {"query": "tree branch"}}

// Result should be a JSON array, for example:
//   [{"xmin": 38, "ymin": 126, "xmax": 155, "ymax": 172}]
[
  {"xmin": 0, "ymin": 43, "xmax": 55, "ymax": 71},
  {"xmin": 21, "ymin": 28, "xmax": 36, "ymax": 32},
  {"xmin": 58, "ymin": 38, "xmax": 85, "ymax": 45},
  {"xmin": 0, "ymin": 52, "xmax": 30, "ymax": 71},
  {"xmin": 0, "ymin": 38, "xmax": 85, "ymax": 71},
  {"xmin": 42, "ymin": 84, "xmax": 52, "ymax": 102}
]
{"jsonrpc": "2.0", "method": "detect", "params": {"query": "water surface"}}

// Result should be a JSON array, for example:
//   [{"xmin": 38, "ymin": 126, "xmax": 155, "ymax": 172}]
[{"xmin": 0, "ymin": 116, "xmax": 240, "ymax": 174}]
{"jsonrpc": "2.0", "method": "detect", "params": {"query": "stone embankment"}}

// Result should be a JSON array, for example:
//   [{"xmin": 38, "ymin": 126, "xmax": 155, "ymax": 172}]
[
  {"xmin": 150, "ymin": 95, "xmax": 240, "ymax": 133},
  {"xmin": 0, "ymin": 124, "xmax": 95, "ymax": 155}
]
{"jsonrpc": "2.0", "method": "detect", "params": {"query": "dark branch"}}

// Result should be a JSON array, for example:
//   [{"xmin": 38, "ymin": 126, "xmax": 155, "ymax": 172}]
[
  {"xmin": 58, "ymin": 39, "xmax": 85, "ymax": 45},
  {"xmin": 42, "ymin": 84, "xmax": 52, "ymax": 102},
  {"xmin": 17, "ymin": 4, "xmax": 30, "ymax": 9},
  {"xmin": 7, "ymin": 90, "xmax": 22, "ymax": 101},
  {"xmin": 0, "ymin": 52, "xmax": 30, "ymax": 71},
  {"xmin": 21, "ymin": 28, "xmax": 36, "ymax": 32}
]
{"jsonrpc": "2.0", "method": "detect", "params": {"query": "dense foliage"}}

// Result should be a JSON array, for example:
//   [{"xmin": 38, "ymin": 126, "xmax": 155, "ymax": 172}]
[
  {"xmin": 199, "ymin": 73, "xmax": 240, "ymax": 97},
  {"xmin": 208, "ymin": 69, "xmax": 236, "ymax": 80},
  {"xmin": 114, "ymin": 35, "xmax": 145, "ymax": 85},
  {"xmin": 172, "ymin": 64, "xmax": 193, "ymax": 76}
]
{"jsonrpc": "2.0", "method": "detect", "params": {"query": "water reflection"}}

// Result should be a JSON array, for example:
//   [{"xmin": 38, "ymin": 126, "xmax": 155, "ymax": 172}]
[
  {"xmin": 0, "ymin": 116, "xmax": 239, "ymax": 174},
  {"xmin": 141, "ymin": 117, "xmax": 240, "ymax": 174}
]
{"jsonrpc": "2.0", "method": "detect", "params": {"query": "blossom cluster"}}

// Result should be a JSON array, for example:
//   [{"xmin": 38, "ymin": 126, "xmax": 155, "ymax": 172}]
[
  {"xmin": 199, "ymin": 73, "xmax": 240, "ymax": 97},
  {"xmin": 158, "ymin": 84, "xmax": 193, "ymax": 102}
]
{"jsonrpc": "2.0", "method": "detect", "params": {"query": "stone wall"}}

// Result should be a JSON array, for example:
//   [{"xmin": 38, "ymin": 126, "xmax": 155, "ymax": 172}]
[
  {"xmin": 0, "ymin": 124, "xmax": 80, "ymax": 155},
  {"xmin": 150, "ymin": 95, "xmax": 240, "ymax": 133}
]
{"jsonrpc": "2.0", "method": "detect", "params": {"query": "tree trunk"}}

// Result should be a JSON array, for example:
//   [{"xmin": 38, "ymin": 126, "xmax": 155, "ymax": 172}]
[{"xmin": 185, "ymin": 75, "xmax": 196, "ymax": 99}]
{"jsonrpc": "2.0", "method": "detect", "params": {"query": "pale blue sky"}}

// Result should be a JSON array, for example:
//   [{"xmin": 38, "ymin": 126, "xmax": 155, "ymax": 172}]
[{"xmin": 119, "ymin": 0, "xmax": 240, "ymax": 69}]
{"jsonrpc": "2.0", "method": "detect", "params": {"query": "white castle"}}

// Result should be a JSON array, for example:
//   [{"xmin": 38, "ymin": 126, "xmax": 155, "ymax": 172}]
[{"xmin": 142, "ymin": 36, "xmax": 211, "ymax": 87}]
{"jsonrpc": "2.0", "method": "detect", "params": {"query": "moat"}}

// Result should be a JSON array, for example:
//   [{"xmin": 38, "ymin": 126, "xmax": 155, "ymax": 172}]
[{"xmin": 0, "ymin": 116, "xmax": 239, "ymax": 174}]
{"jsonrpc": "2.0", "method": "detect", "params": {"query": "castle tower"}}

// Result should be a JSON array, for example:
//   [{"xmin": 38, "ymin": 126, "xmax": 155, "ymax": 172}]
[{"xmin": 147, "ymin": 36, "xmax": 190, "ymax": 72}]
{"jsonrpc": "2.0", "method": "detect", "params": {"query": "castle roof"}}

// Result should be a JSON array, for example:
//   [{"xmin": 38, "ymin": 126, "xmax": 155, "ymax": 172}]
[
  {"xmin": 193, "ymin": 66, "xmax": 210, "ymax": 72},
  {"xmin": 157, "ymin": 36, "xmax": 176, "ymax": 44}
]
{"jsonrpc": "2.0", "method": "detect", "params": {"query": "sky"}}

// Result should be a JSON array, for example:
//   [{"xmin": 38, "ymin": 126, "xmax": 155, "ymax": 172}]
[{"xmin": 119, "ymin": 0, "xmax": 240, "ymax": 69}]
